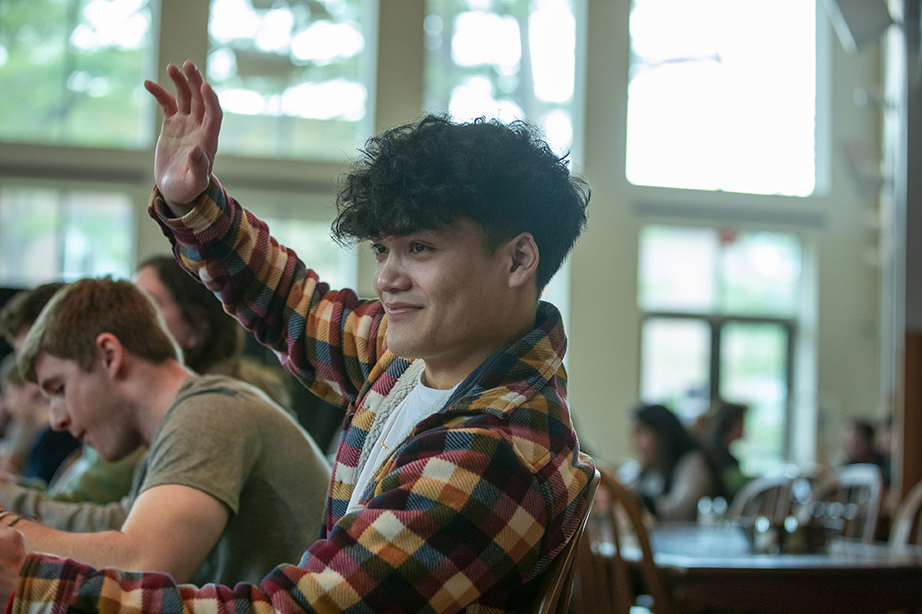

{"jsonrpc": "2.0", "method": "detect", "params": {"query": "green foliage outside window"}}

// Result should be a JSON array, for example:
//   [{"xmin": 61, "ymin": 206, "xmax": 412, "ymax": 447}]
[{"xmin": 0, "ymin": 0, "xmax": 154, "ymax": 149}]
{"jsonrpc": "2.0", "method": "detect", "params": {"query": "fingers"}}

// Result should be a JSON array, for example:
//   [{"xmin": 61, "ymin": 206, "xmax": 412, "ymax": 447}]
[
  {"xmin": 170, "ymin": 62, "xmax": 193, "ymax": 115},
  {"xmin": 187, "ymin": 146, "xmax": 211, "ymax": 178},
  {"xmin": 201, "ymin": 82, "xmax": 223, "ymax": 148},
  {"xmin": 185, "ymin": 62, "xmax": 206, "ymax": 121},
  {"xmin": 144, "ymin": 80, "xmax": 178, "ymax": 116}
]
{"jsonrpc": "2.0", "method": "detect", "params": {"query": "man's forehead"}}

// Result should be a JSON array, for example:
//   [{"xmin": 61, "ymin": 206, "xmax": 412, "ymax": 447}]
[
  {"xmin": 34, "ymin": 352, "xmax": 76, "ymax": 379},
  {"xmin": 371, "ymin": 219, "xmax": 484, "ymax": 243}
]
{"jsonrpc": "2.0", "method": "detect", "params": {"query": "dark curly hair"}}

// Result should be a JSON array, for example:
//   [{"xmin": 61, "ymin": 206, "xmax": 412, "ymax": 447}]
[{"xmin": 332, "ymin": 115, "xmax": 590, "ymax": 292}]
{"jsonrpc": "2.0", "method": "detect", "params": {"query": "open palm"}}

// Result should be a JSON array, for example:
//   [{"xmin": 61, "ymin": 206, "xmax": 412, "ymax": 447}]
[{"xmin": 144, "ymin": 62, "xmax": 223, "ymax": 213}]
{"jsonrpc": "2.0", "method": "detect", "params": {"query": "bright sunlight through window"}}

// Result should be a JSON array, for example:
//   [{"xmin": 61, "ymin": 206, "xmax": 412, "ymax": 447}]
[
  {"xmin": 425, "ymin": 0, "xmax": 578, "ymax": 156},
  {"xmin": 626, "ymin": 0, "xmax": 816, "ymax": 196}
]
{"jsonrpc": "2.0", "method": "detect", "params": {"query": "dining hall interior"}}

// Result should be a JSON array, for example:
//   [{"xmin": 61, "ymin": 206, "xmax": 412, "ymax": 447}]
[{"xmin": 1, "ymin": 0, "xmax": 922, "ymax": 610}]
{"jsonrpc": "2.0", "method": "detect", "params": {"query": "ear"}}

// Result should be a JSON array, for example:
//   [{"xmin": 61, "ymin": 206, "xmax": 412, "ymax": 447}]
[
  {"xmin": 506, "ymin": 232, "xmax": 540, "ymax": 290},
  {"xmin": 95, "ymin": 333, "xmax": 126, "ymax": 379}
]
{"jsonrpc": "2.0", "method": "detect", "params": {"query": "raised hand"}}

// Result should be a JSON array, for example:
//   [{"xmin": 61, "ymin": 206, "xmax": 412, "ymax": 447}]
[{"xmin": 144, "ymin": 61, "xmax": 223, "ymax": 215}]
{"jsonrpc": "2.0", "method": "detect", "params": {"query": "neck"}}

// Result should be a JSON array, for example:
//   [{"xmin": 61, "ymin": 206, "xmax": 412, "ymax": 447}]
[
  {"xmin": 422, "ymin": 307, "xmax": 536, "ymax": 390},
  {"xmin": 128, "ymin": 359, "xmax": 193, "ymax": 445}
]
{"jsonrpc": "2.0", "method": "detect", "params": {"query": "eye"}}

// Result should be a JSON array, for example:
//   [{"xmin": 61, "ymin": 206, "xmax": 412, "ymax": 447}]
[
  {"xmin": 371, "ymin": 243, "xmax": 387, "ymax": 260},
  {"xmin": 42, "ymin": 382, "xmax": 64, "ymax": 398},
  {"xmin": 409, "ymin": 242, "xmax": 430, "ymax": 254}
]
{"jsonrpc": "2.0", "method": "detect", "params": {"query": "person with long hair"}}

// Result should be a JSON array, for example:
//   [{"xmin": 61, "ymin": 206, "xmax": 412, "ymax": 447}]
[
  {"xmin": 705, "ymin": 401, "xmax": 748, "ymax": 498},
  {"xmin": 629, "ymin": 403, "xmax": 727, "ymax": 522},
  {"xmin": 135, "ymin": 255, "xmax": 291, "ymax": 409}
]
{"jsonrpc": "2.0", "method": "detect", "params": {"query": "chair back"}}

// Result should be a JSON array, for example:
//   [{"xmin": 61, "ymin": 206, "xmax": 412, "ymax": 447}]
[
  {"xmin": 890, "ymin": 479, "xmax": 922, "ymax": 546},
  {"xmin": 574, "ymin": 468, "xmax": 674, "ymax": 614},
  {"xmin": 727, "ymin": 476, "xmax": 793, "ymax": 524},
  {"xmin": 796, "ymin": 464, "xmax": 883, "ymax": 543},
  {"xmin": 531, "ymin": 468, "xmax": 601, "ymax": 614}
]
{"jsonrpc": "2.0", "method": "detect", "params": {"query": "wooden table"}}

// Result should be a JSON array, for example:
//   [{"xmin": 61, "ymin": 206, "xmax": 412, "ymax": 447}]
[{"xmin": 613, "ymin": 522, "xmax": 922, "ymax": 613}]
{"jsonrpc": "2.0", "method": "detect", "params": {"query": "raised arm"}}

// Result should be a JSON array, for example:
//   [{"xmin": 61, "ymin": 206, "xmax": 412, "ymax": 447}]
[{"xmin": 144, "ymin": 62, "xmax": 222, "ymax": 215}]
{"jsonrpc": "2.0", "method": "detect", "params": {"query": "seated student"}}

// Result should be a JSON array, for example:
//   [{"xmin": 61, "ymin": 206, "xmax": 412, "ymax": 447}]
[
  {"xmin": 0, "ymin": 284, "xmax": 144, "ymax": 508},
  {"xmin": 0, "ymin": 60, "xmax": 594, "ymax": 613},
  {"xmin": 628, "ymin": 403, "xmax": 727, "ymax": 522},
  {"xmin": 843, "ymin": 418, "xmax": 889, "ymax": 487},
  {"xmin": 134, "ymin": 254, "xmax": 292, "ymax": 409},
  {"xmin": 0, "ymin": 284, "xmax": 70, "ymax": 479},
  {"xmin": 0, "ymin": 355, "xmax": 45, "ymax": 478},
  {"xmin": 6, "ymin": 277, "xmax": 330, "ymax": 585},
  {"xmin": 704, "ymin": 402, "xmax": 749, "ymax": 499},
  {"xmin": 0, "ymin": 355, "xmax": 80, "ymax": 486}
]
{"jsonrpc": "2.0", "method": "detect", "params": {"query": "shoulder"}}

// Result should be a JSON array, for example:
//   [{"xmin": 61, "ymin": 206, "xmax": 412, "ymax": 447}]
[{"xmin": 675, "ymin": 449, "xmax": 711, "ymax": 474}]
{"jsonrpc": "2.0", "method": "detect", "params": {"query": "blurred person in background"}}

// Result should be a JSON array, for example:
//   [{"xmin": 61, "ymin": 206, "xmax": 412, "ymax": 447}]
[
  {"xmin": 628, "ymin": 403, "xmax": 727, "ymax": 522},
  {"xmin": 704, "ymin": 401, "xmax": 749, "ymax": 499},
  {"xmin": 134, "ymin": 255, "xmax": 291, "ymax": 410},
  {"xmin": 0, "ymin": 354, "xmax": 80, "ymax": 486},
  {"xmin": 843, "ymin": 417, "xmax": 888, "ymax": 489}
]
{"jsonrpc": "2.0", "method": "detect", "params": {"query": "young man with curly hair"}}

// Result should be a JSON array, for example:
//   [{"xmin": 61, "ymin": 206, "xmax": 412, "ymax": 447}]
[{"xmin": 0, "ymin": 60, "xmax": 594, "ymax": 614}]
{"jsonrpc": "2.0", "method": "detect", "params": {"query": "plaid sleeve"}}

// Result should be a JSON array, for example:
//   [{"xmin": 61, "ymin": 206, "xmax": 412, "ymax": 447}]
[
  {"xmin": 13, "ymin": 424, "xmax": 593, "ymax": 614},
  {"xmin": 147, "ymin": 179, "xmax": 387, "ymax": 408}
]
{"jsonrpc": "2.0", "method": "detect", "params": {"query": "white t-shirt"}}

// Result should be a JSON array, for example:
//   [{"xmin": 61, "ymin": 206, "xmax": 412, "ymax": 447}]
[{"xmin": 347, "ymin": 374, "xmax": 457, "ymax": 513}]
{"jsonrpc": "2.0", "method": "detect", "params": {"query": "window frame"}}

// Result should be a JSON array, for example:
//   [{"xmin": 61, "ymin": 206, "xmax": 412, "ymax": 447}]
[{"xmin": 640, "ymin": 310, "xmax": 797, "ymax": 464}]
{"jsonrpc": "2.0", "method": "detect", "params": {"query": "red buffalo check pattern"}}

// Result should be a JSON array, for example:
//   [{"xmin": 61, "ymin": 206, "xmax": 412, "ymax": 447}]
[{"xmin": 10, "ymin": 178, "xmax": 594, "ymax": 614}]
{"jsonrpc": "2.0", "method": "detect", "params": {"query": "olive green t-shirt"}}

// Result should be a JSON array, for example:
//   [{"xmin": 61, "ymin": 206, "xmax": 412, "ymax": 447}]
[{"xmin": 136, "ymin": 375, "xmax": 331, "ymax": 586}]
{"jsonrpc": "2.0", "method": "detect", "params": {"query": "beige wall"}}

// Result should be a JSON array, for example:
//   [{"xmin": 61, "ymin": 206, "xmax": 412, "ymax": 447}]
[{"xmin": 91, "ymin": 0, "xmax": 886, "ymax": 470}]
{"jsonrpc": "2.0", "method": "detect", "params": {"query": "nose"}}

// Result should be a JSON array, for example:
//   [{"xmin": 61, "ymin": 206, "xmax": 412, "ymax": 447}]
[
  {"xmin": 48, "ymin": 397, "xmax": 70, "ymax": 432},
  {"xmin": 374, "ymin": 253, "xmax": 411, "ymax": 295}
]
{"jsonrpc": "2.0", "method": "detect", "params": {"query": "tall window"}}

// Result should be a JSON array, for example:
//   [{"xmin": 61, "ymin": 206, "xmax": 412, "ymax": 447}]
[
  {"xmin": 638, "ymin": 225, "xmax": 803, "ymax": 475},
  {"xmin": 260, "ymin": 217, "xmax": 357, "ymax": 290},
  {"xmin": 207, "ymin": 0, "xmax": 374, "ymax": 160},
  {"xmin": 0, "ymin": 184, "xmax": 134, "ymax": 286},
  {"xmin": 626, "ymin": 0, "xmax": 816, "ymax": 196},
  {"xmin": 0, "ymin": 0, "xmax": 156, "ymax": 149},
  {"xmin": 424, "ymin": 0, "xmax": 579, "ymax": 156}
]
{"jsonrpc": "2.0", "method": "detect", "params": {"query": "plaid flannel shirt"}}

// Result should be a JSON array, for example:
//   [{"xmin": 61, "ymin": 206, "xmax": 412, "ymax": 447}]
[{"xmin": 11, "ymin": 178, "xmax": 594, "ymax": 614}]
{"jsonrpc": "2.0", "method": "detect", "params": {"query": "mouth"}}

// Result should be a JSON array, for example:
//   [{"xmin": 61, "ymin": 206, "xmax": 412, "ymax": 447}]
[{"xmin": 384, "ymin": 302, "xmax": 422, "ymax": 319}]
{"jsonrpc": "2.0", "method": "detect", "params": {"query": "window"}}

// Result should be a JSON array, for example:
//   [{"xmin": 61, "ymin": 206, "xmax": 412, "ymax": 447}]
[
  {"xmin": 638, "ymin": 225, "xmax": 803, "ymax": 475},
  {"xmin": 626, "ymin": 0, "xmax": 816, "ymax": 196},
  {"xmin": 0, "ymin": 184, "xmax": 134, "ymax": 286},
  {"xmin": 260, "ymin": 217, "xmax": 357, "ymax": 290},
  {"xmin": 0, "ymin": 0, "xmax": 156, "ymax": 149},
  {"xmin": 207, "ymin": 0, "xmax": 375, "ymax": 160},
  {"xmin": 424, "ymin": 0, "xmax": 580, "ymax": 155}
]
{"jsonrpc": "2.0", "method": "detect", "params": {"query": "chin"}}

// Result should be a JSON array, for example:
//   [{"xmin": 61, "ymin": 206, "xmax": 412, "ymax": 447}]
[{"xmin": 384, "ymin": 335, "xmax": 423, "ymax": 360}]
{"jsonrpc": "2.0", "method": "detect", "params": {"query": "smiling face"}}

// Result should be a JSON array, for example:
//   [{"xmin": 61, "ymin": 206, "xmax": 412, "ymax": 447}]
[
  {"xmin": 34, "ymin": 351, "xmax": 139, "ymax": 461},
  {"xmin": 372, "ymin": 219, "xmax": 529, "ymax": 389}
]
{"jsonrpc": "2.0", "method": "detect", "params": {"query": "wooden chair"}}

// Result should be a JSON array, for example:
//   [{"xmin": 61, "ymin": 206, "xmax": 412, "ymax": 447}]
[
  {"xmin": 727, "ymin": 475, "xmax": 793, "ymax": 524},
  {"xmin": 573, "ymin": 468, "xmax": 674, "ymax": 614},
  {"xmin": 890, "ymin": 479, "xmax": 922, "ymax": 546},
  {"xmin": 531, "ymin": 468, "xmax": 601, "ymax": 614},
  {"xmin": 796, "ymin": 464, "xmax": 884, "ymax": 543}
]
